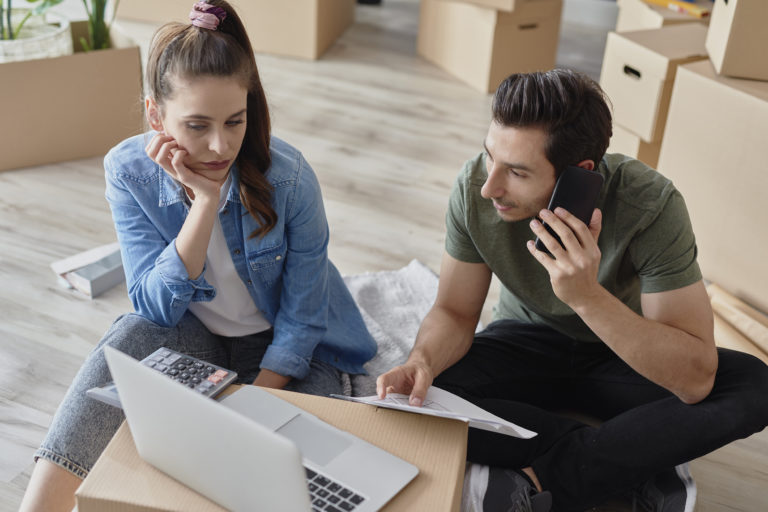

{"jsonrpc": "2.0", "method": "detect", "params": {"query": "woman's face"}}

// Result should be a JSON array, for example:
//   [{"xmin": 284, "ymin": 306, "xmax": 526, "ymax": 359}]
[{"xmin": 151, "ymin": 75, "xmax": 248, "ymax": 184}]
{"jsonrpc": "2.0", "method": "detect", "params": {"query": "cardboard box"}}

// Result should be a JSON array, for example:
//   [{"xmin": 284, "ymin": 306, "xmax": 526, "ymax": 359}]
[
  {"xmin": 117, "ymin": 0, "xmax": 355, "ymax": 60},
  {"xmin": 705, "ymin": 0, "xmax": 768, "ymax": 81},
  {"xmin": 599, "ymin": 24, "xmax": 708, "ymax": 143},
  {"xmin": 657, "ymin": 60, "xmax": 768, "ymax": 313},
  {"xmin": 607, "ymin": 123, "xmax": 662, "ymax": 168},
  {"xmin": 616, "ymin": 0, "xmax": 710, "ymax": 32},
  {"xmin": 418, "ymin": 0, "xmax": 563, "ymax": 94},
  {"xmin": 76, "ymin": 387, "xmax": 468, "ymax": 512},
  {"xmin": 0, "ymin": 21, "xmax": 142, "ymax": 173},
  {"xmin": 450, "ymin": 0, "xmax": 548, "ymax": 12}
]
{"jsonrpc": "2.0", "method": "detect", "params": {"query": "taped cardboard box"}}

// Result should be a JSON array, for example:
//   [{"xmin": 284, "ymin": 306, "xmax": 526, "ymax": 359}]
[
  {"xmin": 657, "ymin": 60, "xmax": 768, "ymax": 313},
  {"xmin": 117, "ymin": 0, "xmax": 355, "ymax": 60},
  {"xmin": 76, "ymin": 387, "xmax": 467, "ymax": 512},
  {"xmin": 607, "ymin": 123, "xmax": 662, "ymax": 169},
  {"xmin": 599, "ymin": 24, "xmax": 708, "ymax": 143},
  {"xmin": 615, "ymin": 0, "xmax": 710, "ymax": 32},
  {"xmin": 418, "ymin": 0, "xmax": 563, "ymax": 94},
  {"xmin": 705, "ymin": 0, "xmax": 768, "ymax": 81},
  {"xmin": 0, "ymin": 21, "xmax": 142, "ymax": 173}
]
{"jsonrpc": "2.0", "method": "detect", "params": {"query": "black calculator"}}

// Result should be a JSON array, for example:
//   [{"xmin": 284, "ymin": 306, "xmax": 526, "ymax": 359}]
[{"xmin": 87, "ymin": 347, "xmax": 238, "ymax": 409}]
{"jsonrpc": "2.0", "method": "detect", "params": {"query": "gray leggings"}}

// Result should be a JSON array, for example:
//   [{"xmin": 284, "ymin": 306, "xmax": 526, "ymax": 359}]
[{"xmin": 35, "ymin": 312, "xmax": 346, "ymax": 478}]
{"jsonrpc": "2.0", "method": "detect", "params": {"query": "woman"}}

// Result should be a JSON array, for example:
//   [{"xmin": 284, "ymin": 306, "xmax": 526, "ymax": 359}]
[{"xmin": 19, "ymin": 2, "xmax": 376, "ymax": 510}]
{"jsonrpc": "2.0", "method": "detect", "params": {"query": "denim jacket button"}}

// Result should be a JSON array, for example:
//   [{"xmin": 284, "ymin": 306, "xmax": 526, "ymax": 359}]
[
  {"xmin": 234, "ymin": 249, "xmax": 241, "ymax": 255},
  {"xmin": 275, "ymin": 255, "xmax": 282, "ymax": 261}
]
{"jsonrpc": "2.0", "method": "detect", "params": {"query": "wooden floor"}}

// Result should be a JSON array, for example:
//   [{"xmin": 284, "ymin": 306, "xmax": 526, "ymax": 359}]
[{"xmin": 1, "ymin": 1, "xmax": 766, "ymax": 510}]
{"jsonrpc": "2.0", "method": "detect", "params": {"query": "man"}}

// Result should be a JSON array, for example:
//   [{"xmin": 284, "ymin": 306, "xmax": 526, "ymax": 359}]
[{"xmin": 377, "ymin": 69, "xmax": 768, "ymax": 512}]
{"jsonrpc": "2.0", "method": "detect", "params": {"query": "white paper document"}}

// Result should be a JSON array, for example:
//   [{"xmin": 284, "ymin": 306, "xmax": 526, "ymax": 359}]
[{"xmin": 332, "ymin": 386, "xmax": 536, "ymax": 439}]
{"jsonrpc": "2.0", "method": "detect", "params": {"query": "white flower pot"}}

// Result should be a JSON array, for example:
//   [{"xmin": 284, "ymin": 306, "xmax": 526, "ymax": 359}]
[{"xmin": 0, "ymin": 10, "xmax": 73, "ymax": 64}]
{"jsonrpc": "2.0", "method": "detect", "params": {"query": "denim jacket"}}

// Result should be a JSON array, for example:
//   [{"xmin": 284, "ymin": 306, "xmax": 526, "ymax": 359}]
[{"xmin": 104, "ymin": 133, "xmax": 376, "ymax": 379}]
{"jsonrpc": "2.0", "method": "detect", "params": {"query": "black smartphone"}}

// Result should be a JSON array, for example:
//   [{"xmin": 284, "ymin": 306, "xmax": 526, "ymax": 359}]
[{"xmin": 534, "ymin": 165, "xmax": 604, "ymax": 256}]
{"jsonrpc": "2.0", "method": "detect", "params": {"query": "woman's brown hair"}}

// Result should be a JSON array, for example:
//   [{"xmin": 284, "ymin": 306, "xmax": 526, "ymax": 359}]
[{"xmin": 145, "ymin": 0, "xmax": 276, "ymax": 238}]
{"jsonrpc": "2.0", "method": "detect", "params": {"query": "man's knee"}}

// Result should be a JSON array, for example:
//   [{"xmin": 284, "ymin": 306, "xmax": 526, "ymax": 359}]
[{"xmin": 716, "ymin": 349, "xmax": 768, "ymax": 430}]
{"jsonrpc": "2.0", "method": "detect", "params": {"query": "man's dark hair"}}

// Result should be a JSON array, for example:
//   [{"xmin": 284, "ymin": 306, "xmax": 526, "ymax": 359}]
[{"xmin": 492, "ymin": 69, "xmax": 613, "ymax": 177}]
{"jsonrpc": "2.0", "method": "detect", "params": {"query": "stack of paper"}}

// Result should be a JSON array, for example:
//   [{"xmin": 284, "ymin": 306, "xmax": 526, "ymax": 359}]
[{"xmin": 333, "ymin": 386, "xmax": 537, "ymax": 439}]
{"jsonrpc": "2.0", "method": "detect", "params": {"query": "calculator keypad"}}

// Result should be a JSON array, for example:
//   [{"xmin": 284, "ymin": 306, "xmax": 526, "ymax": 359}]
[{"xmin": 141, "ymin": 348, "xmax": 236, "ymax": 398}]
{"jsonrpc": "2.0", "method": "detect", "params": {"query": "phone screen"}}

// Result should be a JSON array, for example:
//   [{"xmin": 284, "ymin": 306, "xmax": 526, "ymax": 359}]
[{"xmin": 534, "ymin": 165, "xmax": 604, "ymax": 256}]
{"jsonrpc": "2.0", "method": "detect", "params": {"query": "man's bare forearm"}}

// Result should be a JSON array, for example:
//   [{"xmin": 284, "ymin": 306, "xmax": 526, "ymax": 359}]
[
  {"xmin": 407, "ymin": 304, "xmax": 478, "ymax": 378},
  {"xmin": 573, "ymin": 286, "xmax": 717, "ymax": 404}
]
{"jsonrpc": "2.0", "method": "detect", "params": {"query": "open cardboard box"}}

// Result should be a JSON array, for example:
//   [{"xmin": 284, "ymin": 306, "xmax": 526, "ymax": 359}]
[
  {"xmin": 615, "ymin": 0, "xmax": 710, "ymax": 32},
  {"xmin": 657, "ymin": 60, "xmax": 768, "ymax": 314},
  {"xmin": 75, "ymin": 387, "xmax": 468, "ymax": 512},
  {"xmin": 599, "ymin": 23, "xmax": 708, "ymax": 144},
  {"xmin": 116, "ymin": 0, "xmax": 355, "ymax": 60},
  {"xmin": 0, "ymin": 21, "xmax": 143, "ymax": 173},
  {"xmin": 418, "ymin": 0, "xmax": 563, "ymax": 94}
]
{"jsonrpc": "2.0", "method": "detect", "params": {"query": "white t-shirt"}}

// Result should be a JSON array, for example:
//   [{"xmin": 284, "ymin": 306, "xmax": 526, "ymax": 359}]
[{"xmin": 187, "ymin": 176, "xmax": 272, "ymax": 336}]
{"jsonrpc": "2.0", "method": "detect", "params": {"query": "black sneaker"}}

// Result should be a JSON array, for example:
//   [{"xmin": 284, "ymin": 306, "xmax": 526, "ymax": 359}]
[
  {"xmin": 483, "ymin": 467, "xmax": 553, "ymax": 512},
  {"xmin": 631, "ymin": 463, "xmax": 697, "ymax": 512}
]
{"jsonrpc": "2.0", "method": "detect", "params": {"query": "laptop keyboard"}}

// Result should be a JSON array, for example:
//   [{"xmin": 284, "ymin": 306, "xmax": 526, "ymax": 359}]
[{"xmin": 306, "ymin": 467, "xmax": 366, "ymax": 512}]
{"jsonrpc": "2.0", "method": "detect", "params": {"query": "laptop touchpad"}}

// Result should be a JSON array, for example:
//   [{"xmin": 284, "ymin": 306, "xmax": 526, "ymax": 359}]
[{"xmin": 276, "ymin": 415, "xmax": 352, "ymax": 466}]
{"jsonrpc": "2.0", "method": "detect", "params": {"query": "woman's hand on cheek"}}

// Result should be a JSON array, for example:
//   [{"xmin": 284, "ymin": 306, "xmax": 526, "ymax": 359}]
[{"xmin": 145, "ymin": 133, "xmax": 221, "ymax": 201}]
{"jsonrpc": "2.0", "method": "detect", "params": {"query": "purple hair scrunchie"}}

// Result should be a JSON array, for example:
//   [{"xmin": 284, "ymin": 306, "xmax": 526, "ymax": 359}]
[{"xmin": 189, "ymin": 1, "xmax": 227, "ymax": 31}]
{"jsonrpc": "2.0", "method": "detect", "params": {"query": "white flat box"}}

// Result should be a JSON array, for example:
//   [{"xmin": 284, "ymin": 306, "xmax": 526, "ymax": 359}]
[
  {"xmin": 705, "ymin": 0, "xmax": 768, "ymax": 81},
  {"xmin": 117, "ymin": 0, "xmax": 355, "ymax": 60},
  {"xmin": 616, "ymin": 0, "xmax": 710, "ymax": 32},
  {"xmin": 599, "ymin": 23, "xmax": 708, "ymax": 143},
  {"xmin": 657, "ymin": 60, "xmax": 768, "ymax": 313},
  {"xmin": 418, "ymin": 0, "xmax": 563, "ymax": 94},
  {"xmin": 608, "ymin": 123, "xmax": 662, "ymax": 169}
]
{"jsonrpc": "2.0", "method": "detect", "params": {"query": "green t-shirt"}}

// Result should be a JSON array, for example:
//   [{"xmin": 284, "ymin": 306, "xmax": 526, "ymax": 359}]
[{"xmin": 446, "ymin": 152, "xmax": 702, "ymax": 342}]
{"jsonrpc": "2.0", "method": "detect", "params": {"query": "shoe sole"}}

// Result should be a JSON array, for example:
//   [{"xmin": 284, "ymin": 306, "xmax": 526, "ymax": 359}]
[{"xmin": 674, "ymin": 463, "xmax": 697, "ymax": 512}]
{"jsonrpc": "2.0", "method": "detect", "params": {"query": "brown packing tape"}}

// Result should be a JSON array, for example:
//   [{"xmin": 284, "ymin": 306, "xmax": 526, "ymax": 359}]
[{"xmin": 707, "ymin": 283, "xmax": 768, "ymax": 355}]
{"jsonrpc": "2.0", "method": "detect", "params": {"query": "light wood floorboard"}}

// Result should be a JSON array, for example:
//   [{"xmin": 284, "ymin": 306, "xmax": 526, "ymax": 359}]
[{"xmin": 1, "ymin": 1, "xmax": 765, "ymax": 510}]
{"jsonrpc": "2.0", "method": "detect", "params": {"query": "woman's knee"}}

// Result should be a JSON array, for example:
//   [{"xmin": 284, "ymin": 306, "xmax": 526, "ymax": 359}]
[{"xmin": 96, "ymin": 313, "xmax": 175, "ymax": 358}]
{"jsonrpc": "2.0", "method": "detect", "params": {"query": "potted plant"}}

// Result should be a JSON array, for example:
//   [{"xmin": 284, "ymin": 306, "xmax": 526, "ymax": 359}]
[
  {"xmin": 0, "ymin": 0, "xmax": 73, "ymax": 63},
  {"xmin": 79, "ymin": 0, "xmax": 120, "ymax": 51}
]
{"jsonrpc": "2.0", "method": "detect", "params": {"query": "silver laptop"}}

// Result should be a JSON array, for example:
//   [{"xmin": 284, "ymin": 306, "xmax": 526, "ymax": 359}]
[{"xmin": 104, "ymin": 346, "xmax": 418, "ymax": 512}]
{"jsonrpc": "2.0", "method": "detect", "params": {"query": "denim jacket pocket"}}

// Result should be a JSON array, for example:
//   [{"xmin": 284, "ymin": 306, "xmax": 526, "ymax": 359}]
[{"xmin": 248, "ymin": 241, "xmax": 287, "ymax": 287}]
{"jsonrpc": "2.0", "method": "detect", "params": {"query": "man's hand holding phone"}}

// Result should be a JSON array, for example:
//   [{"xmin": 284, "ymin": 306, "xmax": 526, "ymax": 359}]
[
  {"xmin": 528, "ymin": 206, "xmax": 604, "ymax": 308},
  {"xmin": 528, "ymin": 165, "xmax": 605, "ymax": 308}
]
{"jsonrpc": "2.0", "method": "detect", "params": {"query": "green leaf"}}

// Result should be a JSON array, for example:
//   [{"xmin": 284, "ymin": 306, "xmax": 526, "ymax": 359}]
[{"xmin": 79, "ymin": 35, "xmax": 91, "ymax": 52}]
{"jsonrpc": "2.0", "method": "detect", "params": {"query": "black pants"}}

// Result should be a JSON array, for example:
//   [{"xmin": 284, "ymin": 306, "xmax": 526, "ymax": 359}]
[{"xmin": 433, "ymin": 320, "xmax": 768, "ymax": 511}]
